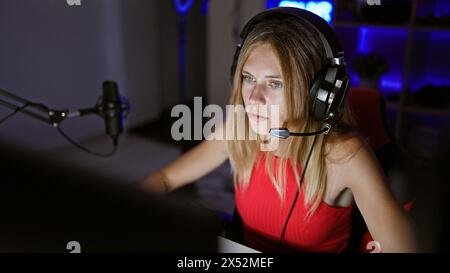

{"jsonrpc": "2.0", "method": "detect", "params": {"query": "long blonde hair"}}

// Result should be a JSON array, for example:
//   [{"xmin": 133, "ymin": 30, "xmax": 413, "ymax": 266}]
[{"xmin": 228, "ymin": 14, "xmax": 355, "ymax": 215}]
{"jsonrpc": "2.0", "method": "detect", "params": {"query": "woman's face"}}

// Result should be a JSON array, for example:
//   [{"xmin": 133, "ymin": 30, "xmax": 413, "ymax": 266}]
[{"xmin": 241, "ymin": 43, "xmax": 288, "ymax": 136}]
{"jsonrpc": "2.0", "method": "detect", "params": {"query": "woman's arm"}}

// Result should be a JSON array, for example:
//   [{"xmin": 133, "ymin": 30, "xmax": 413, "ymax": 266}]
[
  {"xmin": 340, "ymin": 138, "xmax": 418, "ymax": 253},
  {"xmin": 140, "ymin": 122, "xmax": 229, "ymax": 193}
]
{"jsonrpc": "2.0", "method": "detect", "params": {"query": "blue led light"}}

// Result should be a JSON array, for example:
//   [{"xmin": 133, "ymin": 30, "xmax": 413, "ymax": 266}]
[
  {"xmin": 200, "ymin": 0, "xmax": 209, "ymax": 16},
  {"xmin": 380, "ymin": 77, "xmax": 402, "ymax": 91},
  {"xmin": 267, "ymin": 0, "xmax": 333, "ymax": 24},
  {"xmin": 351, "ymin": 74, "xmax": 402, "ymax": 92},
  {"xmin": 279, "ymin": 0, "xmax": 306, "ymax": 9},
  {"xmin": 173, "ymin": 0, "xmax": 194, "ymax": 15},
  {"xmin": 357, "ymin": 28, "xmax": 370, "ymax": 54},
  {"xmin": 356, "ymin": 28, "xmax": 408, "ymax": 93},
  {"xmin": 411, "ymin": 77, "xmax": 450, "ymax": 93}
]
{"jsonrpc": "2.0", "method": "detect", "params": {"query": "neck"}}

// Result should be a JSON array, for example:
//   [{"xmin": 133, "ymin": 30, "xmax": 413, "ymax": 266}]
[{"xmin": 260, "ymin": 137, "xmax": 290, "ymax": 158}]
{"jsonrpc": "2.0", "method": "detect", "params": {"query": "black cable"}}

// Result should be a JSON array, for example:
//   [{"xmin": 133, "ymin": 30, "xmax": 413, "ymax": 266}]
[
  {"xmin": 0, "ymin": 102, "xmax": 31, "ymax": 125},
  {"xmin": 57, "ymin": 126, "xmax": 117, "ymax": 158},
  {"xmin": 277, "ymin": 132, "xmax": 320, "ymax": 252},
  {"xmin": 289, "ymin": 126, "xmax": 330, "ymax": 137},
  {"xmin": 0, "ymin": 99, "xmax": 117, "ymax": 158}
]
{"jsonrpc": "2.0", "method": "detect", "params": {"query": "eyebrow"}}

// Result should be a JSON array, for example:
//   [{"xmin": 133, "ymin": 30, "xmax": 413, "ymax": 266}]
[{"xmin": 242, "ymin": 70, "xmax": 282, "ymax": 79}]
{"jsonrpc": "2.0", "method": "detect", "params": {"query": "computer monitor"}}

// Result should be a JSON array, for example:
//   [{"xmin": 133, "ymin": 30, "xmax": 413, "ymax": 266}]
[{"xmin": 0, "ymin": 143, "xmax": 221, "ymax": 253}]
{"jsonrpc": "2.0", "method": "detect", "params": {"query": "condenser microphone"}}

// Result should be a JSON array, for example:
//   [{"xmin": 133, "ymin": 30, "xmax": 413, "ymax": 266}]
[{"xmin": 102, "ymin": 81, "xmax": 124, "ymax": 145}]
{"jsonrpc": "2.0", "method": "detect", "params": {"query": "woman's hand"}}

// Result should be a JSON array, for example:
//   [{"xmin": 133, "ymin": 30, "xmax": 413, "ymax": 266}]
[
  {"xmin": 140, "ymin": 170, "xmax": 172, "ymax": 194},
  {"xmin": 140, "ymin": 122, "xmax": 229, "ymax": 193}
]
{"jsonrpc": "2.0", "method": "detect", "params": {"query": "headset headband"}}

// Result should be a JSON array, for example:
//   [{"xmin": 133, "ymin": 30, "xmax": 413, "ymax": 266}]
[{"xmin": 239, "ymin": 7, "xmax": 344, "ymax": 64}]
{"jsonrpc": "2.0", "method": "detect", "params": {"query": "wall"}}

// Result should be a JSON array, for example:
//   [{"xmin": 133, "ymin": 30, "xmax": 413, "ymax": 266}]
[
  {"xmin": 157, "ymin": 0, "xmax": 207, "ymax": 110},
  {"xmin": 0, "ymin": 0, "xmax": 264, "ymax": 150},
  {"xmin": 207, "ymin": 0, "xmax": 265, "ymax": 109},
  {"xmin": 0, "ymin": 0, "xmax": 160, "ymax": 150}
]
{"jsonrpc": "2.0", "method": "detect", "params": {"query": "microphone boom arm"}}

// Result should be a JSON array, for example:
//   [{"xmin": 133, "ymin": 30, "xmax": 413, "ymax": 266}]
[
  {"xmin": 0, "ymin": 88, "xmax": 117, "ymax": 128},
  {"xmin": 1, "ymin": 83, "xmax": 130, "ymax": 157}
]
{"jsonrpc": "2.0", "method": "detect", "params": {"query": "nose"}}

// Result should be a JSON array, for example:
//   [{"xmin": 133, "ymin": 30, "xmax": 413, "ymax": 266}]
[{"xmin": 248, "ymin": 82, "xmax": 266, "ymax": 105}]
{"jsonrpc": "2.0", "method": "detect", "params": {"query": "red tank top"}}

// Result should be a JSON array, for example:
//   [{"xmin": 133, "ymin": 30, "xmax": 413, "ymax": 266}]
[{"xmin": 235, "ymin": 152, "xmax": 353, "ymax": 253}]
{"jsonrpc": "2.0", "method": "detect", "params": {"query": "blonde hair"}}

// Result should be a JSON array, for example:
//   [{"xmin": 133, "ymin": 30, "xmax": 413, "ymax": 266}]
[{"xmin": 228, "ymin": 15, "xmax": 355, "ymax": 215}]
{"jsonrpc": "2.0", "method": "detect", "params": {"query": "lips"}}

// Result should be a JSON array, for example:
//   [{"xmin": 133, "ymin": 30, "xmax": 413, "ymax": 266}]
[{"xmin": 247, "ymin": 112, "xmax": 269, "ymax": 122}]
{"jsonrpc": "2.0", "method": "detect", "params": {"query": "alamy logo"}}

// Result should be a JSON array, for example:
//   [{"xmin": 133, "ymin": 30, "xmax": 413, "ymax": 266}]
[
  {"xmin": 366, "ymin": 241, "xmax": 382, "ymax": 253},
  {"xmin": 66, "ymin": 241, "xmax": 81, "ymax": 253},
  {"xmin": 170, "ymin": 97, "xmax": 282, "ymax": 151},
  {"xmin": 66, "ymin": 0, "xmax": 81, "ymax": 6},
  {"xmin": 367, "ymin": 0, "xmax": 381, "ymax": 5}
]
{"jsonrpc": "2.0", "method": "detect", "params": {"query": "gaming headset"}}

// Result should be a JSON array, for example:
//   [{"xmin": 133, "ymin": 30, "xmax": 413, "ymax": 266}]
[{"xmin": 230, "ymin": 7, "xmax": 350, "ymax": 139}]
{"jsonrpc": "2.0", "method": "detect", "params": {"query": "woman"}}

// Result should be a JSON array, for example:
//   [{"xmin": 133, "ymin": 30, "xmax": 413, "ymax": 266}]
[{"xmin": 141, "ymin": 8, "xmax": 417, "ymax": 253}]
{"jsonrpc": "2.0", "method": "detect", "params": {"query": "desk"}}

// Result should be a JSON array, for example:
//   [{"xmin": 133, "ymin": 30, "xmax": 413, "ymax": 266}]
[{"xmin": 217, "ymin": 236, "xmax": 260, "ymax": 253}]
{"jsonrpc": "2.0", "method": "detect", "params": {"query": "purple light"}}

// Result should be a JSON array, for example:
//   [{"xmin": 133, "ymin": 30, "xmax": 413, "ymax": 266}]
[{"xmin": 173, "ymin": 0, "xmax": 194, "ymax": 15}]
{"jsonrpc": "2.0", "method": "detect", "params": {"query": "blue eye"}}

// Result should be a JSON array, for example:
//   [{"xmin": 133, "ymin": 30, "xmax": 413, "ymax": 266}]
[
  {"xmin": 242, "ymin": 74, "xmax": 255, "ymax": 84},
  {"xmin": 269, "ymin": 80, "xmax": 283, "ymax": 89}
]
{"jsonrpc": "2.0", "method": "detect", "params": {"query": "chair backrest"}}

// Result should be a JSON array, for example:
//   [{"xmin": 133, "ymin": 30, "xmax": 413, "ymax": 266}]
[{"xmin": 347, "ymin": 87, "xmax": 393, "ymax": 151}]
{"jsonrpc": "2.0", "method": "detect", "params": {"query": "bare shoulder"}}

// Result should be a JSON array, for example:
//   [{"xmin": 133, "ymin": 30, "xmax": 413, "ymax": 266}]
[
  {"xmin": 326, "ymin": 134, "xmax": 385, "ymax": 190},
  {"xmin": 326, "ymin": 135, "xmax": 417, "ymax": 252},
  {"xmin": 326, "ymin": 134, "xmax": 365, "ymax": 164}
]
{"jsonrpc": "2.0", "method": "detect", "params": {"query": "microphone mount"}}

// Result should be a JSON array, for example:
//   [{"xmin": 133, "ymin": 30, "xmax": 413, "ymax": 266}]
[
  {"xmin": 269, "ymin": 112, "xmax": 341, "ymax": 139},
  {"xmin": 0, "ymin": 85, "xmax": 130, "ymax": 157},
  {"xmin": 0, "ymin": 88, "xmax": 129, "ymax": 128}
]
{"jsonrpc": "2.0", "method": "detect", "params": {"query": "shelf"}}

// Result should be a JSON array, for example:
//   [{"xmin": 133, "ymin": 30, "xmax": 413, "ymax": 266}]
[
  {"xmin": 386, "ymin": 102, "xmax": 450, "ymax": 116},
  {"xmin": 333, "ymin": 21, "xmax": 408, "ymax": 30},
  {"xmin": 412, "ymin": 25, "xmax": 450, "ymax": 32},
  {"xmin": 333, "ymin": 21, "xmax": 450, "ymax": 32},
  {"xmin": 333, "ymin": 0, "xmax": 450, "ymax": 139}
]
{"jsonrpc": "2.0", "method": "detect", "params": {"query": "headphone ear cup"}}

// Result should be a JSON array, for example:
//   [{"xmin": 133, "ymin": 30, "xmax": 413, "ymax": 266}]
[
  {"xmin": 309, "ymin": 69, "xmax": 328, "ymax": 121},
  {"xmin": 328, "ymin": 74, "xmax": 350, "ymax": 120}
]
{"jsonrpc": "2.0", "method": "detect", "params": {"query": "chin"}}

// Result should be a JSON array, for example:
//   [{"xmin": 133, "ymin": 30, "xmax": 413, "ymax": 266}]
[{"xmin": 249, "ymin": 120, "xmax": 270, "ymax": 137}]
